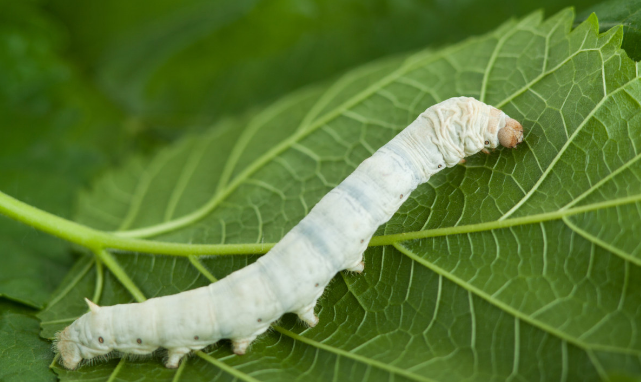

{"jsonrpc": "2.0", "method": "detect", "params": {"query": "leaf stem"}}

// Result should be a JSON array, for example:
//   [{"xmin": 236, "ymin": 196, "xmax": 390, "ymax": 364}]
[
  {"xmin": 369, "ymin": 193, "xmax": 641, "ymax": 246},
  {"xmin": 188, "ymin": 255, "xmax": 218, "ymax": 282},
  {"xmin": 0, "ymin": 190, "xmax": 104, "ymax": 248},
  {"xmin": 92, "ymin": 259, "xmax": 104, "ymax": 304},
  {"xmin": 0, "ymin": 190, "xmax": 274, "ymax": 256},
  {"xmin": 2, "ymin": 189, "xmax": 641, "ymax": 259},
  {"xmin": 92, "ymin": 249, "xmax": 146, "ymax": 303}
]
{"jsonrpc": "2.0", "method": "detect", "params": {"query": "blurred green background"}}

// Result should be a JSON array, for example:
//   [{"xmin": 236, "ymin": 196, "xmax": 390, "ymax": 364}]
[{"xmin": 0, "ymin": 0, "xmax": 638, "ymax": 380}]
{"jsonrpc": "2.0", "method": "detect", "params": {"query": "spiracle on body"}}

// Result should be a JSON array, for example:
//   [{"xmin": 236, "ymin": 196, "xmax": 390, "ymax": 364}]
[{"xmin": 55, "ymin": 97, "xmax": 524, "ymax": 369}]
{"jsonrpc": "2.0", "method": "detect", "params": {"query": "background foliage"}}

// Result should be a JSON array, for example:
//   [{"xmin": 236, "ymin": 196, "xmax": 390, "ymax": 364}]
[{"xmin": 1, "ymin": 0, "xmax": 640, "ymax": 381}]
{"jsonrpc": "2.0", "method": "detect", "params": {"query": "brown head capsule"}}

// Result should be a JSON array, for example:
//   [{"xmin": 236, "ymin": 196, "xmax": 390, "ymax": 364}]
[{"xmin": 498, "ymin": 117, "xmax": 524, "ymax": 148}]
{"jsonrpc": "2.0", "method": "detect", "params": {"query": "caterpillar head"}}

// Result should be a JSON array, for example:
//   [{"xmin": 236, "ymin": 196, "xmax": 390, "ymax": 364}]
[
  {"xmin": 55, "ymin": 298, "xmax": 113, "ymax": 369},
  {"xmin": 498, "ymin": 117, "xmax": 524, "ymax": 148},
  {"xmin": 487, "ymin": 107, "xmax": 524, "ymax": 149}
]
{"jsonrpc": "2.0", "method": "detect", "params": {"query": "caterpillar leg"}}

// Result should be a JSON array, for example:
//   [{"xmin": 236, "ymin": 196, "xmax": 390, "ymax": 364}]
[
  {"xmin": 165, "ymin": 347, "xmax": 190, "ymax": 368},
  {"xmin": 346, "ymin": 261, "xmax": 364, "ymax": 273},
  {"xmin": 296, "ymin": 303, "xmax": 319, "ymax": 327},
  {"xmin": 232, "ymin": 336, "xmax": 256, "ymax": 355}
]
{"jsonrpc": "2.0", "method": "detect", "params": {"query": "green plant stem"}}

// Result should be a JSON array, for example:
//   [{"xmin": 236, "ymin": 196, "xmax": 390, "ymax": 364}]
[
  {"xmin": 0, "ymin": 190, "xmax": 273, "ymax": 255},
  {"xmin": 0, "ymin": 190, "xmax": 104, "ymax": 248},
  {"xmin": 2, "ymin": 190, "xmax": 641, "ymax": 259},
  {"xmin": 91, "ymin": 259, "xmax": 104, "ymax": 304},
  {"xmin": 93, "ymin": 249, "xmax": 146, "ymax": 303},
  {"xmin": 369, "ymin": 193, "xmax": 641, "ymax": 246}
]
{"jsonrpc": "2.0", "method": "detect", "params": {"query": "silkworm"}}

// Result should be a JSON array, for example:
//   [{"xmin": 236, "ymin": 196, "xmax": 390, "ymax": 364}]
[{"xmin": 55, "ymin": 97, "xmax": 524, "ymax": 369}]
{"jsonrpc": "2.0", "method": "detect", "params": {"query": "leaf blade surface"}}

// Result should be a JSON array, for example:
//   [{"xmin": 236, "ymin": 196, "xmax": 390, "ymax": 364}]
[{"xmin": 41, "ymin": 9, "xmax": 641, "ymax": 381}]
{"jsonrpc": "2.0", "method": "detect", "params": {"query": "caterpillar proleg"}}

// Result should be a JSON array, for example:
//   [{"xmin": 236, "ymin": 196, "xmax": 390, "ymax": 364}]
[{"xmin": 56, "ymin": 97, "xmax": 524, "ymax": 369}]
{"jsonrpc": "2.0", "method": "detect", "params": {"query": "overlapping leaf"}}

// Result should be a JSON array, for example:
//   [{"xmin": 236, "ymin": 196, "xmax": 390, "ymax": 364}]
[
  {"xmin": 0, "ymin": 2, "xmax": 126, "ymax": 309},
  {"xmin": 46, "ymin": 0, "xmax": 603, "ymax": 129},
  {"xmin": 0, "ymin": 301, "xmax": 57, "ymax": 382},
  {"xmin": 580, "ymin": 0, "xmax": 641, "ymax": 61},
  {"xmin": 40, "ymin": 9, "xmax": 641, "ymax": 381}
]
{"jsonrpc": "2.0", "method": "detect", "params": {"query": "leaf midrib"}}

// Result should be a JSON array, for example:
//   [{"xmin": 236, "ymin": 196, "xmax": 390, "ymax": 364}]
[{"xmin": 95, "ymin": 193, "xmax": 641, "ymax": 260}]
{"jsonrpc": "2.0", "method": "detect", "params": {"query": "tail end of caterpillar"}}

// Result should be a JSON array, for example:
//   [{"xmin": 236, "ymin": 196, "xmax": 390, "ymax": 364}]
[
  {"xmin": 54, "ymin": 327, "xmax": 83, "ymax": 370},
  {"xmin": 55, "ymin": 299, "xmax": 114, "ymax": 370},
  {"xmin": 498, "ymin": 117, "xmax": 524, "ymax": 149}
]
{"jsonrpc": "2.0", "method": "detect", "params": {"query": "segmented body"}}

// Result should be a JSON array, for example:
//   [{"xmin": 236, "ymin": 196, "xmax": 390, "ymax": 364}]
[{"xmin": 56, "ymin": 97, "xmax": 524, "ymax": 369}]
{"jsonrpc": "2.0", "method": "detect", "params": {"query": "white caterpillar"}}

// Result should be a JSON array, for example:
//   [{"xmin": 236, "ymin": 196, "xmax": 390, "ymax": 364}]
[{"xmin": 56, "ymin": 97, "xmax": 523, "ymax": 369}]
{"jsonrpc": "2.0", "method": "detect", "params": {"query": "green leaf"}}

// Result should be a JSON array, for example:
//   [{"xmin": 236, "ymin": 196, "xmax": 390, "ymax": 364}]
[
  {"xmin": 0, "ymin": 301, "xmax": 57, "ymax": 382},
  {"xmin": 0, "ymin": 3, "xmax": 129, "ymax": 308},
  {"xmin": 46, "ymin": 0, "xmax": 604, "ymax": 130},
  {"xmin": 38, "ymin": 8, "xmax": 641, "ymax": 381},
  {"xmin": 578, "ymin": 0, "xmax": 641, "ymax": 61}
]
